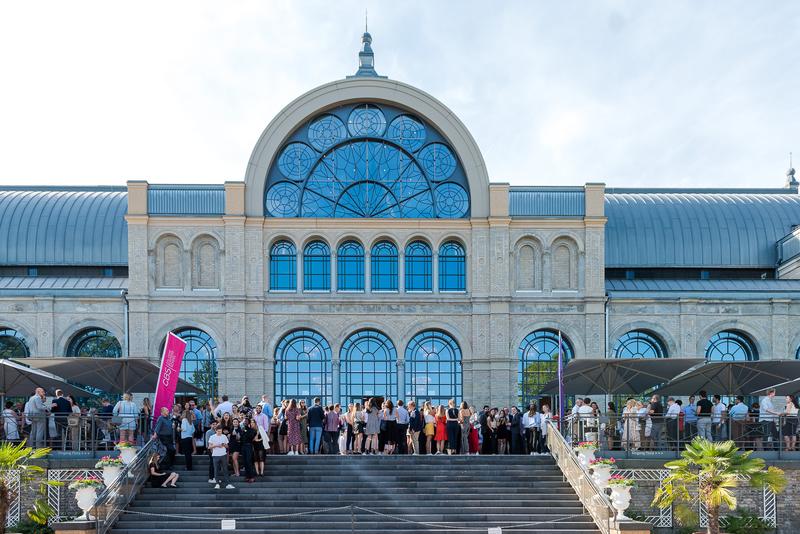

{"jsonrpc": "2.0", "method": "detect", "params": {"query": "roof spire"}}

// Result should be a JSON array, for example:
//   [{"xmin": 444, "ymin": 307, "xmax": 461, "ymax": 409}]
[
  {"xmin": 347, "ymin": 16, "xmax": 386, "ymax": 79},
  {"xmin": 786, "ymin": 151, "xmax": 797, "ymax": 189}
]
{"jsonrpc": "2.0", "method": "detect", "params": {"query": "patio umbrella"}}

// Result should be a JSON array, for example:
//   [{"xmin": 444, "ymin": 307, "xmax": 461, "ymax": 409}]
[
  {"xmin": 0, "ymin": 358, "xmax": 95, "ymax": 397},
  {"xmin": 651, "ymin": 360, "xmax": 800, "ymax": 396},
  {"xmin": 540, "ymin": 358, "xmax": 704, "ymax": 395},
  {"xmin": 751, "ymin": 378, "xmax": 800, "ymax": 397},
  {"xmin": 15, "ymin": 357, "xmax": 205, "ymax": 395}
]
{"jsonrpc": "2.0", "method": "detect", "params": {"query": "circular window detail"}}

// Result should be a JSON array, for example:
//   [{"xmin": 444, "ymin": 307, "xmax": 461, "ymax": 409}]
[
  {"xmin": 419, "ymin": 143, "xmax": 456, "ymax": 181},
  {"xmin": 266, "ymin": 182, "xmax": 300, "ymax": 217},
  {"xmin": 387, "ymin": 115, "xmax": 426, "ymax": 152},
  {"xmin": 308, "ymin": 115, "xmax": 347, "ymax": 152},
  {"xmin": 277, "ymin": 143, "xmax": 316, "ymax": 181},
  {"xmin": 435, "ymin": 183, "xmax": 469, "ymax": 218},
  {"xmin": 347, "ymin": 105, "xmax": 387, "ymax": 137}
]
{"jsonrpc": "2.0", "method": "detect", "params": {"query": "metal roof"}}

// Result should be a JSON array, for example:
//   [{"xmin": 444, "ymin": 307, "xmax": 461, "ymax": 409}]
[
  {"xmin": 148, "ymin": 184, "xmax": 225, "ymax": 216},
  {"xmin": 0, "ymin": 276, "xmax": 128, "ymax": 296},
  {"xmin": 509, "ymin": 187, "xmax": 585, "ymax": 217},
  {"xmin": 0, "ymin": 187, "xmax": 128, "ymax": 266},
  {"xmin": 606, "ymin": 278, "xmax": 800, "ymax": 299},
  {"xmin": 605, "ymin": 192, "xmax": 800, "ymax": 268}
]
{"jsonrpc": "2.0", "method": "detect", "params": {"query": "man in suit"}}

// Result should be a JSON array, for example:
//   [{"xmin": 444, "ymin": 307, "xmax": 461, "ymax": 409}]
[
  {"xmin": 509, "ymin": 406, "xmax": 523, "ymax": 454},
  {"xmin": 479, "ymin": 405, "xmax": 491, "ymax": 454}
]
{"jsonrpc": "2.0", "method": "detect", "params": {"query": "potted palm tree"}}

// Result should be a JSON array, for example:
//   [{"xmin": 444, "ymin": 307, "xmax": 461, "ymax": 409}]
[
  {"xmin": 652, "ymin": 438, "xmax": 786, "ymax": 534},
  {"xmin": 0, "ymin": 441, "xmax": 51, "ymax": 534}
]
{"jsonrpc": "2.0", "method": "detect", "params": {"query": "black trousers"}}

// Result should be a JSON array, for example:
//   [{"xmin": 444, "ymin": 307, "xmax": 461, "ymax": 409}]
[
  {"xmin": 241, "ymin": 444, "xmax": 255, "ymax": 479},
  {"xmin": 158, "ymin": 435, "xmax": 175, "ymax": 468},
  {"xmin": 208, "ymin": 450, "xmax": 214, "ymax": 479},
  {"xmin": 180, "ymin": 437, "xmax": 193, "ymax": 470},
  {"xmin": 324, "ymin": 431, "xmax": 339, "ymax": 454},
  {"xmin": 511, "ymin": 431, "xmax": 523, "ymax": 454},
  {"xmin": 396, "ymin": 424, "xmax": 409, "ymax": 454}
]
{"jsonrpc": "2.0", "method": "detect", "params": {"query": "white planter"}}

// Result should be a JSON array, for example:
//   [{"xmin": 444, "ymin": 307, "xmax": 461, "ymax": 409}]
[
  {"xmin": 575, "ymin": 448, "xmax": 596, "ymax": 470},
  {"xmin": 590, "ymin": 465, "xmax": 612, "ymax": 489},
  {"xmin": 609, "ymin": 485, "xmax": 632, "ymax": 521},
  {"xmin": 118, "ymin": 447, "xmax": 138, "ymax": 465},
  {"xmin": 74, "ymin": 486, "xmax": 98, "ymax": 520},
  {"xmin": 102, "ymin": 465, "xmax": 122, "ymax": 487}
]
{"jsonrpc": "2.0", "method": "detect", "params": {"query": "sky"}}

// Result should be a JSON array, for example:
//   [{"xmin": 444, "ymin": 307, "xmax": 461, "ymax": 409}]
[{"xmin": 0, "ymin": 1, "xmax": 798, "ymax": 189}]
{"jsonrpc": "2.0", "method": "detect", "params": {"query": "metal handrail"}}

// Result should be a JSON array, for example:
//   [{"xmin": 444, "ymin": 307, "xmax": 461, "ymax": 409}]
[
  {"xmin": 92, "ymin": 438, "xmax": 157, "ymax": 534},
  {"xmin": 546, "ymin": 419, "xmax": 615, "ymax": 534}
]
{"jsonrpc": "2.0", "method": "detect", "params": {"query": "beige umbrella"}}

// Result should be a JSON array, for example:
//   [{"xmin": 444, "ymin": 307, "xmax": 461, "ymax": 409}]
[
  {"xmin": 0, "ymin": 358, "xmax": 95, "ymax": 397},
  {"xmin": 651, "ymin": 360, "xmax": 800, "ymax": 396}
]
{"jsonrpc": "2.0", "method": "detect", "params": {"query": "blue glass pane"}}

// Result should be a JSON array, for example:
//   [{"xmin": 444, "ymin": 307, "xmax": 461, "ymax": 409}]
[
  {"xmin": 337, "ymin": 241, "xmax": 365, "ymax": 291},
  {"xmin": 613, "ymin": 331, "xmax": 667, "ymax": 359},
  {"xmin": 518, "ymin": 330, "xmax": 573, "ymax": 408},
  {"xmin": 439, "ymin": 242, "xmax": 466, "ymax": 292},
  {"xmin": 371, "ymin": 241, "xmax": 398, "ymax": 291},
  {"xmin": 419, "ymin": 143, "xmax": 456, "ymax": 181},
  {"xmin": 270, "ymin": 241, "xmax": 297, "ymax": 291},
  {"xmin": 387, "ymin": 115, "xmax": 426, "ymax": 152},
  {"xmin": 308, "ymin": 115, "xmax": 347, "ymax": 152},
  {"xmin": 66, "ymin": 328, "xmax": 121, "ymax": 358},
  {"xmin": 405, "ymin": 241, "xmax": 432, "ymax": 291},
  {"xmin": 404, "ymin": 330, "xmax": 462, "ymax": 404},
  {"xmin": 266, "ymin": 182, "xmax": 300, "ymax": 217},
  {"xmin": 172, "ymin": 328, "xmax": 218, "ymax": 398},
  {"xmin": 435, "ymin": 183, "xmax": 469, "ymax": 218},
  {"xmin": 275, "ymin": 330, "xmax": 332, "ymax": 404},
  {"xmin": 705, "ymin": 331, "xmax": 758, "ymax": 361},
  {"xmin": 278, "ymin": 143, "xmax": 316, "ymax": 181},
  {"xmin": 303, "ymin": 241, "xmax": 330, "ymax": 291},
  {"xmin": 347, "ymin": 105, "xmax": 387, "ymax": 137},
  {"xmin": 341, "ymin": 330, "xmax": 396, "ymax": 400},
  {"xmin": 0, "ymin": 328, "xmax": 29, "ymax": 359}
]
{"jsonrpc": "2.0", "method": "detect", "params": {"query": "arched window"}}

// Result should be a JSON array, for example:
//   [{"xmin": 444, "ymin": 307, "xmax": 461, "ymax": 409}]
[
  {"xmin": 275, "ymin": 330, "xmax": 332, "ymax": 404},
  {"xmin": 518, "ymin": 330, "xmax": 573, "ymax": 409},
  {"xmin": 303, "ymin": 241, "xmax": 330, "ymax": 291},
  {"xmin": 705, "ymin": 330, "xmax": 758, "ymax": 361},
  {"xmin": 337, "ymin": 241, "xmax": 365, "ymax": 291},
  {"xmin": 612, "ymin": 330, "xmax": 667, "ymax": 359},
  {"xmin": 405, "ymin": 241, "xmax": 432, "ymax": 292},
  {"xmin": 439, "ymin": 241, "xmax": 466, "ymax": 292},
  {"xmin": 371, "ymin": 241, "xmax": 398, "ymax": 291},
  {"xmin": 66, "ymin": 328, "xmax": 121, "ymax": 358},
  {"xmin": 270, "ymin": 241, "xmax": 297, "ymax": 291},
  {"xmin": 340, "ymin": 330, "xmax": 397, "ymax": 402},
  {"xmin": 168, "ymin": 328, "xmax": 218, "ymax": 398},
  {"xmin": 404, "ymin": 330, "xmax": 462, "ymax": 404},
  {"xmin": 0, "ymin": 328, "xmax": 29, "ymax": 358}
]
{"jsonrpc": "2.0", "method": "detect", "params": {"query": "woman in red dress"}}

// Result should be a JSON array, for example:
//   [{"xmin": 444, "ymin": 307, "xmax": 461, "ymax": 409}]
[
  {"xmin": 434, "ymin": 405, "xmax": 447, "ymax": 454},
  {"xmin": 468, "ymin": 407, "xmax": 480, "ymax": 454},
  {"xmin": 285, "ymin": 399, "xmax": 302, "ymax": 455}
]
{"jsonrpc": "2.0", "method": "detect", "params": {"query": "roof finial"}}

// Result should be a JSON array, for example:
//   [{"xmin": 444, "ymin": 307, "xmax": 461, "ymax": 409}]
[
  {"xmin": 347, "ymin": 16, "xmax": 386, "ymax": 79},
  {"xmin": 786, "ymin": 151, "xmax": 797, "ymax": 188}
]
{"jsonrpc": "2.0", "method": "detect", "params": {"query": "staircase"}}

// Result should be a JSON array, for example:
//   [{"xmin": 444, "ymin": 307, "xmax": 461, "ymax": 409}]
[{"xmin": 112, "ymin": 454, "xmax": 600, "ymax": 534}]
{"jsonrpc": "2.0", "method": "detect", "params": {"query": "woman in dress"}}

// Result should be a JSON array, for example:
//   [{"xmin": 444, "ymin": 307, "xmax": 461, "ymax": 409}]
[
  {"xmin": 496, "ymin": 409, "xmax": 510, "ymax": 454},
  {"xmin": 423, "ymin": 405, "xmax": 436, "ymax": 455},
  {"xmin": 68, "ymin": 396, "xmax": 82, "ymax": 451},
  {"xmin": 229, "ymin": 418, "xmax": 242, "ymax": 475},
  {"xmin": 2, "ymin": 401, "xmax": 19, "ymax": 442},
  {"xmin": 621, "ymin": 399, "xmax": 640, "ymax": 451},
  {"xmin": 434, "ymin": 405, "xmax": 448, "ymax": 454},
  {"xmin": 352, "ymin": 403, "xmax": 364, "ymax": 455},
  {"xmin": 783, "ymin": 395, "xmax": 798, "ymax": 452},
  {"xmin": 139, "ymin": 398, "xmax": 152, "ymax": 438},
  {"xmin": 605, "ymin": 402, "xmax": 618, "ymax": 451},
  {"xmin": 538, "ymin": 404, "xmax": 552, "ymax": 454},
  {"xmin": 285, "ymin": 399, "xmax": 302, "ymax": 455},
  {"xmin": 278, "ymin": 400, "xmax": 289, "ymax": 454},
  {"xmin": 148, "ymin": 453, "xmax": 179, "ymax": 488},
  {"xmin": 298, "ymin": 400, "xmax": 309, "ymax": 454},
  {"xmin": 364, "ymin": 398, "xmax": 381, "ymax": 455},
  {"xmin": 468, "ymin": 407, "xmax": 480, "ymax": 454},
  {"xmin": 458, "ymin": 401, "xmax": 471, "ymax": 455},
  {"xmin": 269, "ymin": 407, "xmax": 281, "ymax": 455},
  {"xmin": 113, "ymin": 393, "xmax": 138, "ymax": 444},
  {"xmin": 382, "ymin": 400, "xmax": 398, "ymax": 455},
  {"xmin": 445, "ymin": 399, "xmax": 460, "ymax": 455}
]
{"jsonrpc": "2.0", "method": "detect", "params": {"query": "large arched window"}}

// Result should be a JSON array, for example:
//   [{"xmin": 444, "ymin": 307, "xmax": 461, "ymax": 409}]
[
  {"xmin": 438, "ymin": 241, "xmax": 466, "ymax": 292},
  {"xmin": 66, "ymin": 328, "xmax": 121, "ymax": 358},
  {"xmin": 0, "ymin": 328, "xmax": 29, "ymax": 359},
  {"xmin": 270, "ymin": 241, "xmax": 296, "ymax": 291},
  {"xmin": 264, "ymin": 103, "xmax": 470, "ymax": 219},
  {"xmin": 404, "ymin": 330, "xmax": 462, "ymax": 404},
  {"xmin": 303, "ymin": 241, "xmax": 330, "ymax": 291},
  {"xmin": 275, "ymin": 329, "xmax": 332, "ymax": 404},
  {"xmin": 405, "ymin": 241, "xmax": 432, "ymax": 292},
  {"xmin": 612, "ymin": 330, "xmax": 667, "ymax": 359},
  {"xmin": 371, "ymin": 241, "xmax": 398, "ymax": 291},
  {"xmin": 518, "ymin": 330, "xmax": 574, "ymax": 409},
  {"xmin": 705, "ymin": 330, "xmax": 758, "ymax": 361},
  {"xmin": 337, "ymin": 241, "xmax": 365, "ymax": 291},
  {"xmin": 340, "ymin": 330, "xmax": 397, "ymax": 403},
  {"xmin": 170, "ymin": 328, "xmax": 218, "ymax": 398}
]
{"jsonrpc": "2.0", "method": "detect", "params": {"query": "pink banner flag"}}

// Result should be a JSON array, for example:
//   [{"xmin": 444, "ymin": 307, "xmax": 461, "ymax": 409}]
[{"xmin": 152, "ymin": 332, "xmax": 187, "ymax": 426}]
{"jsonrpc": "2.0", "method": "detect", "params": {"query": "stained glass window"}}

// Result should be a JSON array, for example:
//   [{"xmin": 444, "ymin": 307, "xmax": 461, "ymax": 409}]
[
  {"xmin": 66, "ymin": 328, "xmax": 121, "ymax": 358},
  {"xmin": 303, "ymin": 241, "xmax": 330, "ymax": 291},
  {"xmin": 270, "ymin": 241, "xmax": 296, "ymax": 291},
  {"xmin": 0, "ymin": 328, "xmax": 29, "ymax": 359},
  {"xmin": 264, "ymin": 102, "xmax": 470, "ymax": 219},
  {"xmin": 275, "ymin": 329, "xmax": 332, "ymax": 404},
  {"xmin": 439, "ymin": 241, "xmax": 466, "ymax": 292},
  {"xmin": 518, "ymin": 330, "xmax": 573, "ymax": 409},
  {"xmin": 340, "ymin": 330, "xmax": 396, "ymax": 402},
  {"xmin": 612, "ymin": 330, "xmax": 667, "ymax": 359},
  {"xmin": 371, "ymin": 241, "xmax": 398, "ymax": 291},
  {"xmin": 337, "ymin": 241, "xmax": 365, "ymax": 291},
  {"xmin": 404, "ymin": 330, "xmax": 462, "ymax": 404},
  {"xmin": 405, "ymin": 241, "xmax": 432, "ymax": 292},
  {"xmin": 170, "ymin": 328, "xmax": 218, "ymax": 398},
  {"xmin": 705, "ymin": 331, "xmax": 758, "ymax": 361}
]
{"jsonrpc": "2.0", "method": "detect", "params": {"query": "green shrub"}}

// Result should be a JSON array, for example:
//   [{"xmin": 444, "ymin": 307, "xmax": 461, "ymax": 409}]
[{"xmin": 720, "ymin": 509, "xmax": 774, "ymax": 534}]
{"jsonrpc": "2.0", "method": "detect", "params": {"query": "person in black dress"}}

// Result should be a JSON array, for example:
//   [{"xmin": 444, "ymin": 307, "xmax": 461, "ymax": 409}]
[
  {"xmin": 445, "ymin": 399, "xmax": 460, "ymax": 455},
  {"xmin": 149, "ymin": 453, "xmax": 179, "ymax": 488},
  {"xmin": 240, "ymin": 419, "xmax": 257, "ymax": 482},
  {"xmin": 229, "ymin": 418, "xmax": 242, "ymax": 476}
]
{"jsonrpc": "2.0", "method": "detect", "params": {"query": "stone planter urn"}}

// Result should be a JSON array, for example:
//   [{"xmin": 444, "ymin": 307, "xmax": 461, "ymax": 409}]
[
  {"xmin": 118, "ymin": 446, "xmax": 138, "ymax": 465},
  {"xmin": 74, "ymin": 487, "xmax": 98, "ymax": 520},
  {"xmin": 590, "ymin": 464, "xmax": 613, "ymax": 489},
  {"xmin": 575, "ymin": 447, "xmax": 596, "ymax": 470},
  {"xmin": 102, "ymin": 465, "xmax": 122, "ymax": 487},
  {"xmin": 609, "ymin": 485, "xmax": 632, "ymax": 521}
]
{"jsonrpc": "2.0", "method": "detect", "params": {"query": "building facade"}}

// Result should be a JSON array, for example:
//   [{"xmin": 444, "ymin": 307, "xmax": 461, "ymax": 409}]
[{"xmin": 2, "ymin": 34, "xmax": 800, "ymax": 407}]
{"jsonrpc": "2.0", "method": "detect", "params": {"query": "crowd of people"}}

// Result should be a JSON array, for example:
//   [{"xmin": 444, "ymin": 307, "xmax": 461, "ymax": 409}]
[{"xmin": 568, "ymin": 389, "xmax": 800, "ymax": 452}]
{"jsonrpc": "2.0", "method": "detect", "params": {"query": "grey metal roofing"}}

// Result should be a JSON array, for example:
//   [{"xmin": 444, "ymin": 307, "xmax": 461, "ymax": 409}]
[
  {"xmin": 606, "ymin": 278, "xmax": 800, "ymax": 299},
  {"xmin": 0, "ymin": 187, "xmax": 128, "ymax": 266},
  {"xmin": 0, "ymin": 276, "xmax": 128, "ymax": 296},
  {"xmin": 605, "ymin": 192, "xmax": 800, "ymax": 268},
  {"xmin": 148, "ymin": 184, "xmax": 225, "ymax": 216},
  {"xmin": 509, "ymin": 187, "xmax": 585, "ymax": 217}
]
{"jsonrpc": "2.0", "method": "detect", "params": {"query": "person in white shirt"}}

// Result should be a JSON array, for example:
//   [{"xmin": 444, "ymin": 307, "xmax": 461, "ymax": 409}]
[
  {"xmin": 711, "ymin": 395, "xmax": 727, "ymax": 441},
  {"xmin": 759, "ymin": 389, "xmax": 780, "ymax": 450},
  {"xmin": 2, "ymin": 401, "xmax": 19, "ymax": 441},
  {"xmin": 577, "ymin": 398, "xmax": 595, "ymax": 442},
  {"xmin": 212, "ymin": 395, "xmax": 234, "ymax": 419},
  {"xmin": 665, "ymin": 397, "xmax": 681, "ymax": 449},
  {"xmin": 522, "ymin": 404, "xmax": 540, "ymax": 455},
  {"xmin": 207, "ymin": 426, "xmax": 234, "ymax": 489},
  {"xmin": 538, "ymin": 404, "xmax": 552, "ymax": 454}
]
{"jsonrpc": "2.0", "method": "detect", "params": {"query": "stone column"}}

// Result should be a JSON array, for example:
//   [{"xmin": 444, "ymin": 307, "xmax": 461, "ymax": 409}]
[
  {"xmin": 396, "ymin": 359, "xmax": 405, "ymax": 399},
  {"xmin": 332, "ymin": 360, "xmax": 341, "ymax": 404}
]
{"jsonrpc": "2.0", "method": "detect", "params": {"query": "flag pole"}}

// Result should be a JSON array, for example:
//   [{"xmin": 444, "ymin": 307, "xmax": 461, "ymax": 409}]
[{"xmin": 557, "ymin": 330, "xmax": 565, "ymax": 427}]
